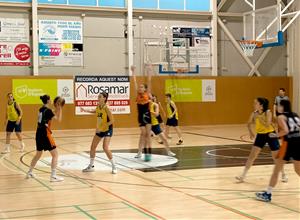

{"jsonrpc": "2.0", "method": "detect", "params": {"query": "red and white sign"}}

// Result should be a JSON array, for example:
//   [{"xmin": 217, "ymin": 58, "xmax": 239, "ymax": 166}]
[
  {"xmin": 75, "ymin": 76, "xmax": 130, "ymax": 115},
  {"xmin": 0, "ymin": 43, "xmax": 30, "ymax": 66}
]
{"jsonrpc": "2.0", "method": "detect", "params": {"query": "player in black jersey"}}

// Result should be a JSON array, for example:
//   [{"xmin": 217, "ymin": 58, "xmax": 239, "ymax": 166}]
[
  {"xmin": 26, "ymin": 95, "xmax": 64, "ymax": 182},
  {"xmin": 256, "ymin": 99, "xmax": 300, "ymax": 202}
]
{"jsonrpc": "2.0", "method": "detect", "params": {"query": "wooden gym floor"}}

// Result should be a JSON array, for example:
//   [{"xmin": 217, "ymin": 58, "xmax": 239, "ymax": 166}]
[{"xmin": 0, "ymin": 125, "xmax": 299, "ymax": 220}]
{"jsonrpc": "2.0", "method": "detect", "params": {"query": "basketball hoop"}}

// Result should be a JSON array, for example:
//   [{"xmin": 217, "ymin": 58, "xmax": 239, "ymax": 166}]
[
  {"xmin": 175, "ymin": 67, "xmax": 188, "ymax": 74},
  {"xmin": 239, "ymin": 40, "xmax": 263, "ymax": 57}
]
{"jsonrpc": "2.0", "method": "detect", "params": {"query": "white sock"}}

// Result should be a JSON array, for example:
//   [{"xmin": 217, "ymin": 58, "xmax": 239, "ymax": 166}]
[
  {"xmin": 110, "ymin": 159, "xmax": 115, "ymax": 166},
  {"xmin": 5, "ymin": 144, "xmax": 10, "ymax": 148},
  {"xmin": 266, "ymin": 186, "xmax": 273, "ymax": 194},
  {"xmin": 51, "ymin": 169, "xmax": 56, "ymax": 177},
  {"xmin": 28, "ymin": 167, "xmax": 33, "ymax": 173},
  {"xmin": 241, "ymin": 168, "xmax": 249, "ymax": 178},
  {"xmin": 90, "ymin": 158, "xmax": 95, "ymax": 166}
]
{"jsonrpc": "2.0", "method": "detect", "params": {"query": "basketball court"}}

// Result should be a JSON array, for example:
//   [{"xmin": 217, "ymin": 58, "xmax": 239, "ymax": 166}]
[
  {"xmin": 0, "ymin": 126, "xmax": 299, "ymax": 219},
  {"xmin": 0, "ymin": 0, "xmax": 300, "ymax": 219}
]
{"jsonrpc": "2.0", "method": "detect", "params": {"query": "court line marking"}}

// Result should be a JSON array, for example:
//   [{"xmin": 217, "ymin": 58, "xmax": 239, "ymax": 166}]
[
  {"xmin": 19, "ymin": 146, "xmax": 300, "ymax": 193},
  {"xmin": 206, "ymin": 148, "xmax": 272, "ymax": 159},
  {"xmin": 1, "ymin": 130, "xmax": 266, "ymax": 217},
  {"xmin": 16, "ymin": 132, "xmax": 140, "ymax": 142},
  {"xmin": 73, "ymin": 205, "xmax": 96, "ymax": 220},
  {"xmin": 184, "ymin": 131, "xmax": 253, "ymax": 143},
  {"xmin": 19, "ymin": 146, "xmax": 164, "ymax": 219},
  {"xmin": 0, "ymin": 207, "xmax": 129, "ymax": 220},
  {"xmin": 107, "ymin": 153, "xmax": 193, "ymax": 180},
  {"xmin": 0, "ymin": 189, "xmax": 50, "ymax": 196},
  {"xmin": 19, "ymin": 150, "xmax": 165, "ymax": 220},
  {"xmin": 194, "ymin": 197, "xmax": 262, "ymax": 220},
  {"xmin": 51, "ymin": 149, "xmax": 261, "ymax": 220},
  {"xmin": 17, "ymin": 141, "xmax": 299, "ymax": 217},
  {"xmin": 122, "ymin": 202, "xmax": 159, "ymax": 220},
  {"xmin": 0, "ymin": 203, "xmax": 130, "ymax": 219},
  {"xmin": 72, "ymin": 148, "xmax": 300, "ymax": 218},
  {"xmin": 81, "ymin": 182, "xmax": 164, "ymax": 220},
  {"xmin": 2, "ymin": 157, "xmax": 53, "ymax": 191},
  {"xmin": 214, "ymin": 191, "xmax": 300, "ymax": 202},
  {"xmin": 56, "ymin": 140, "xmax": 192, "ymax": 181},
  {"xmin": 238, "ymin": 193, "xmax": 300, "ymax": 213},
  {"xmin": 0, "ymin": 210, "xmax": 7, "ymax": 219},
  {"xmin": 1, "ymin": 153, "xmax": 63, "ymax": 183},
  {"xmin": 39, "ymin": 158, "xmax": 92, "ymax": 187},
  {"xmin": 2, "ymin": 128, "xmax": 250, "ymax": 144},
  {"xmin": 0, "ymin": 182, "xmax": 88, "ymax": 191},
  {"xmin": 0, "ymin": 186, "xmax": 93, "ymax": 196},
  {"xmin": 0, "ymin": 201, "xmax": 123, "ymax": 213}
]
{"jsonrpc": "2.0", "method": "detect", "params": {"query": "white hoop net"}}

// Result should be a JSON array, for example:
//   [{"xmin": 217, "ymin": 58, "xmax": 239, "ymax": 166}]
[{"xmin": 239, "ymin": 41, "xmax": 257, "ymax": 57}]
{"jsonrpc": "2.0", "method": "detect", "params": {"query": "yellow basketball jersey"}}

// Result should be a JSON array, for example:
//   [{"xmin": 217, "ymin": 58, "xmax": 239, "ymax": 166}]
[
  {"xmin": 96, "ymin": 105, "xmax": 109, "ymax": 132},
  {"xmin": 150, "ymin": 102, "xmax": 159, "ymax": 126},
  {"xmin": 7, "ymin": 102, "xmax": 19, "ymax": 122},
  {"xmin": 167, "ymin": 101, "xmax": 178, "ymax": 119},
  {"xmin": 255, "ymin": 112, "xmax": 274, "ymax": 134}
]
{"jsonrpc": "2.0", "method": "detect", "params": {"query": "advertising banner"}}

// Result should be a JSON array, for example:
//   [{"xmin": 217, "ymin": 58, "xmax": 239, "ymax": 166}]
[
  {"xmin": 38, "ymin": 20, "xmax": 83, "ymax": 66},
  {"xmin": 165, "ymin": 79, "xmax": 216, "ymax": 102},
  {"xmin": 172, "ymin": 27, "xmax": 211, "ymax": 68},
  {"xmin": 39, "ymin": 20, "xmax": 82, "ymax": 43},
  {"xmin": 39, "ymin": 43, "xmax": 83, "ymax": 66},
  {"xmin": 0, "ymin": 18, "xmax": 29, "ymax": 42},
  {"xmin": 75, "ymin": 76, "xmax": 130, "ymax": 115},
  {"xmin": 0, "ymin": 43, "xmax": 30, "ymax": 66},
  {"xmin": 12, "ymin": 79, "xmax": 74, "ymax": 104}
]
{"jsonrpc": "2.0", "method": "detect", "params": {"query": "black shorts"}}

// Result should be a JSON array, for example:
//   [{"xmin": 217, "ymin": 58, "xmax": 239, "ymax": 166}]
[
  {"xmin": 138, "ymin": 111, "xmax": 151, "ymax": 127},
  {"xmin": 6, "ymin": 120, "xmax": 22, "ymax": 132},
  {"xmin": 96, "ymin": 127, "xmax": 113, "ymax": 138},
  {"xmin": 278, "ymin": 138, "xmax": 300, "ymax": 161},
  {"xmin": 157, "ymin": 115, "xmax": 163, "ymax": 124},
  {"xmin": 152, "ymin": 124, "xmax": 162, "ymax": 135},
  {"xmin": 36, "ymin": 128, "xmax": 56, "ymax": 151},
  {"xmin": 137, "ymin": 103, "xmax": 151, "ymax": 127},
  {"xmin": 254, "ymin": 133, "xmax": 279, "ymax": 151},
  {"xmin": 166, "ymin": 117, "xmax": 178, "ymax": 127}
]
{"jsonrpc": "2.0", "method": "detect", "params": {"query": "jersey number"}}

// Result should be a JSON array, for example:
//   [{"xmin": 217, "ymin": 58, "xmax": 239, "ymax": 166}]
[
  {"xmin": 38, "ymin": 112, "xmax": 43, "ymax": 124},
  {"xmin": 288, "ymin": 117, "xmax": 300, "ymax": 132}
]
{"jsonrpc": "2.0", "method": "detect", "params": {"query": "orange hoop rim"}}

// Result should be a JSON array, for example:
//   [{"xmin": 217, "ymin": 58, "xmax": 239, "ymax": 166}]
[
  {"xmin": 239, "ymin": 40, "xmax": 263, "ymax": 48},
  {"xmin": 175, "ymin": 68, "xmax": 189, "ymax": 73}
]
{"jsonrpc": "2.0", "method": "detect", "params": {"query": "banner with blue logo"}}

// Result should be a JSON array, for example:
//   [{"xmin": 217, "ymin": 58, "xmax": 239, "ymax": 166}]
[
  {"xmin": 38, "ymin": 20, "xmax": 83, "ymax": 66},
  {"xmin": 39, "ymin": 20, "xmax": 82, "ymax": 43}
]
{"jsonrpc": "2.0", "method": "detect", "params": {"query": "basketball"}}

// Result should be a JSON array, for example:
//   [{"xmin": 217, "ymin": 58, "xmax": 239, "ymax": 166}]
[{"xmin": 54, "ymin": 96, "xmax": 65, "ymax": 107}]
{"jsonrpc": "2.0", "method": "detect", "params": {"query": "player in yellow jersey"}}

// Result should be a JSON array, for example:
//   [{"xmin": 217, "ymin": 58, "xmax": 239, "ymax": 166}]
[
  {"xmin": 151, "ymin": 95, "xmax": 166, "ymax": 144},
  {"xmin": 81, "ymin": 92, "xmax": 117, "ymax": 174},
  {"xmin": 150, "ymin": 96, "xmax": 176, "ymax": 157},
  {"xmin": 256, "ymin": 99, "xmax": 300, "ymax": 202},
  {"xmin": 2, "ymin": 92, "xmax": 25, "ymax": 153},
  {"xmin": 165, "ymin": 93, "xmax": 183, "ymax": 145},
  {"xmin": 236, "ymin": 98, "xmax": 287, "ymax": 182}
]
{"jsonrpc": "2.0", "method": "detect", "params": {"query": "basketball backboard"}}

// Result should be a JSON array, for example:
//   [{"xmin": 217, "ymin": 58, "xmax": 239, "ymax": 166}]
[{"xmin": 243, "ymin": 5, "xmax": 284, "ymax": 48}]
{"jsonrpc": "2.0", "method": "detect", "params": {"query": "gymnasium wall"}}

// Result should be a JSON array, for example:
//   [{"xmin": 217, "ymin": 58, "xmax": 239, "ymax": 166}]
[
  {"xmin": 288, "ymin": 1, "xmax": 300, "ymax": 113},
  {"xmin": 0, "ymin": 76, "xmax": 292, "ymax": 131},
  {"xmin": 0, "ymin": 0, "xmax": 210, "ymax": 11},
  {"xmin": 0, "ymin": 0, "xmax": 287, "ymax": 77}
]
